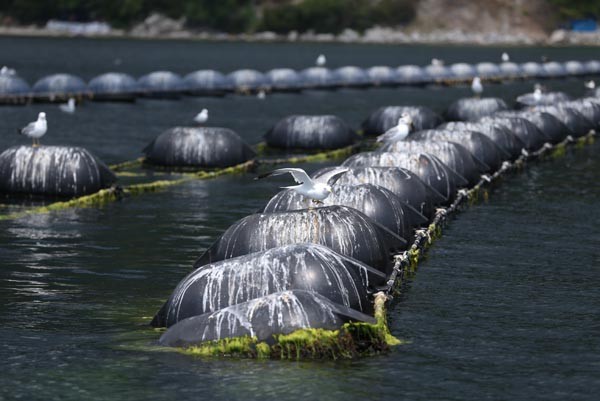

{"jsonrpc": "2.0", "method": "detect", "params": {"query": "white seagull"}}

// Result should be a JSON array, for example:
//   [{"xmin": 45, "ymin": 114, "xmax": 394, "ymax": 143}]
[
  {"xmin": 59, "ymin": 98, "xmax": 76, "ymax": 113},
  {"xmin": 193, "ymin": 109, "xmax": 208, "ymax": 125},
  {"xmin": 533, "ymin": 84, "xmax": 543, "ymax": 103},
  {"xmin": 19, "ymin": 112, "xmax": 47, "ymax": 147},
  {"xmin": 431, "ymin": 58, "xmax": 444, "ymax": 67},
  {"xmin": 471, "ymin": 76, "xmax": 483, "ymax": 97},
  {"xmin": 256, "ymin": 167, "xmax": 348, "ymax": 204},
  {"xmin": 585, "ymin": 80, "xmax": 596, "ymax": 90},
  {"xmin": 376, "ymin": 113, "xmax": 413, "ymax": 143},
  {"xmin": 256, "ymin": 89, "xmax": 266, "ymax": 100},
  {"xmin": 316, "ymin": 54, "xmax": 326, "ymax": 67},
  {"xmin": 501, "ymin": 52, "xmax": 510, "ymax": 62}
]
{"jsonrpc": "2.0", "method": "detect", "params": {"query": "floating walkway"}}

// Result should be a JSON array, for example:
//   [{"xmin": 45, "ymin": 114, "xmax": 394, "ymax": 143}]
[{"xmin": 1, "ymin": 59, "xmax": 600, "ymax": 104}]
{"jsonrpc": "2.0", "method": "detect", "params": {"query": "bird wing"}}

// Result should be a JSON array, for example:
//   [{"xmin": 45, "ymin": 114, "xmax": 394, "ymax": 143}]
[
  {"xmin": 20, "ymin": 121, "xmax": 36, "ymax": 136},
  {"xmin": 314, "ymin": 167, "xmax": 349, "ymax": 185},
  {"xmin": 256, "ymin": 167, "xmax": 311, "ymax": 184},
  {"xmin": 376, "ymin": 127, "xmax": 399, "ymax": 143}
]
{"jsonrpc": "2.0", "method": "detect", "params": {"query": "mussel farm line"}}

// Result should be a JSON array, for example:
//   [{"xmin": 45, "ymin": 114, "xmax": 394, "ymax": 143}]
[
  {"xmin": 1, "ymin": 59, "xmax": 599, "ymax": 104},
  {"xmin": 159, "ymin": 132, "xmax": 595, "ymax": 360}
]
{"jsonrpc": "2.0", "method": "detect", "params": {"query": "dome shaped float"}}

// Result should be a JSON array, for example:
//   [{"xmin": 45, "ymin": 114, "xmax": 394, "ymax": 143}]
[
  {"xmin": 562, "ymin": 99, "xmax": 600, "ymax": 130},
  {"xmin": 0, "ymin": 75, "xmax": 30, "ymax": 96},
  {"xmin": 366, "ymin": 66, "xmax": 398, "ymax": 86},
  {"xmin": 475, "ymin": 62, "xmax": 502, "ymax": 79},
  {"xmin": 183, "ymin": 70, "xmax": 233, "ymax": 96},
  {"xmin": 361, "ymin": 105, "xmax": 444, "ymax": 136},
  {"xmin": 423, "ymin": 64, "xmax": 452, "ymax": 83},
  {"xmin": 449, "ymin": 63, "xmax": 477, "ymax": 80},
  {"xmin": 407, "ymin": 129, "xmax": 506, "ymax": 172},
  {"xmin": 563, "ymin": 61, "xmax": 586, "ymax": 76},
  {"xmin": 137, "ymin": 71, "xmax": 185, "ymax": 98},
  {"xmin": 263, "ymin": 183, "xmax": 427, "ymax": 238},
  {"xmin": 32, "ymin": 73, "xmax": 88, "ymax": 100},
  {"xmin": 379, "ymin": 140, "xmax": 485, "ymax": 186},
  {"xmin": 327, "ymin": 166, "xmax": 445, "ymax": 219},
  {"xmin": 158, "ymin": 290, "xmax": 376, "ymax": 348},
  {"xmin": 520, "ymin": 62, "xmax": 545, "ymax": 78},
  {"xmin": 151, "ymin": 243, "xmax": 385, "ymax": 328},
  {"xmin": 143, "ymin": 127, "xmax": 255, "ymax": 168},
  {"xmin": 396, "ymin": 65, "xmax": 431, "ymax": 85},
  {"xmin": 445, "ymin": 97, "xmax": 509, "ymax": 121},
  {"xmin": 88, "ymin": 72, "xmax": 138, "ymax": 101},
  {"xmin": 535, "ymin": 105, "xmax": 595, "ymax": 138},
  {"xmin": 541, "ymin": 62, "xmax": 567, "ymax": 78},
  {"xmin": 440, "ymin": 121, "xmax": 525, "ymax": 161},
  {"xmin": 584, "ymin": 60, "xmax": 600, "ymax": 74},
  {"xmin": 342, "ymin": 152, "xmax": 467, "ymax": 203},
  {"xmin": 227, "ymin": 69, "xmax": 269, "ymax": 94},
  {"xmin": 498, "ymin": 62, "xmax": 522, "ymax": 79},
  {"xmin": 501, "ymin": 110, "xmax": 571, "ymax": 144},
  {"xmin": 265, "ymin": 68, "xmax": 302, "ymax": 92},
  {"xmin": 333, "ymin": 66, "xmax": 370, "ymax": 88},
  {"xmin": 0, "ymin": 146, "xmax": 115, "ymax": 197},
  {"xmin": 478, "ymin": 116, "xmax": 550, "ymax": 152},
  {"xmin": 299, "ymin": 67, "xmax": 339, "ymax": 89},
  {"xmin": 264, "ymin": 115, "xmax": 358, "ymax": 150},
  {"xmin": 194, "ymin": 206, "xmax": 407, "ymax": 275}
]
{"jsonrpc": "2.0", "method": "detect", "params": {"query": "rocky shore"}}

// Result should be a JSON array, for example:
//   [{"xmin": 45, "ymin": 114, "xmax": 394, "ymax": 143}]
[{"xmin": 1, "ymin": 12, "xmax": 599, "ymax": 46}]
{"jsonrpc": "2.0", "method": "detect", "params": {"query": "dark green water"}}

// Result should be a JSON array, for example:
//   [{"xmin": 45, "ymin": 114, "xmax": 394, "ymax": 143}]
[{"xmin": 0, "ymin": 37, "xmax": 599, "ymax": 401}]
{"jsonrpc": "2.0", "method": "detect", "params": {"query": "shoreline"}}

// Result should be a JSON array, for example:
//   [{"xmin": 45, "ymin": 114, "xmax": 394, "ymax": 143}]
[{"xmin": 2, "ymin": 25, "xmax": 600, "ymax": 47}]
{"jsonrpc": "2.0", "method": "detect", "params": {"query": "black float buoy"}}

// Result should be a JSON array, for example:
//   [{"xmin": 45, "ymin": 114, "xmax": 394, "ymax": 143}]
[
  {"xmin": 194, "ymin": 206, "xmax": 406, "ymax": 275},
  {"xmin": 361, "ymin": 105, "xmax": 444, "ymax": 136},
  {"xmin": 32, "ymin": 73, "xmax": 88, "ymax": 98},
  {"xmin": 445, "ymin": 97, "xmax": 509, "ymax": 121},
  {"xmin": 158, "ymin": 290, "xmax": 376, "ymax": 347},
  {"xmin": 88, "ymin": 72, "xmax": 138, "ymax": 101},
  {"xmin": 143, "ymin": 127, "xmax": 255, "ymax": 168},
  {"xmin": 137, "ymin": 71, "xmax": 185, "ymax": 98},
  {"xmin": 183, "ymin": 70, "xmax": 233, "ymax": 96},
  {"xmin": 263, "ymin": 183, "xmax": 427, "ymax": 238},
  {"xmin": 152, "ymin": 243, "xmax": 383, "ymax": 328},
  {"xmin": 440, "ymin": 121, "xmax": 525, "ymax": 160},
  {"xmin": 264, "ymin": 115, "xmax": 358, "ymax": 150},
  {"xmin": 0, "ymin": 145, "xmax": 116, "ymax": 197}
]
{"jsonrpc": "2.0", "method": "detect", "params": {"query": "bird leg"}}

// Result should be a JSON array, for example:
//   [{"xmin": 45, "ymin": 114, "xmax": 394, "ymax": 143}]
[{"xmin": 32, "ymin": 139, "xmax": 38, "ymax": 148}]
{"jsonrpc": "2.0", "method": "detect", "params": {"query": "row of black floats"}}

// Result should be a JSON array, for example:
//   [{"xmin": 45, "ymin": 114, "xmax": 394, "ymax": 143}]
[{"xmin": 152, "ymin": 89, "xmax": 600, "ymax": 354}]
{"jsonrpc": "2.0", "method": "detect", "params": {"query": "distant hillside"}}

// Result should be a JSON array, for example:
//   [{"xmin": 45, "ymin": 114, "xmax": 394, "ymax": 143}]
[{"xmin": 0, "ymin": 0, "xmax": 596, "ymax": 35}]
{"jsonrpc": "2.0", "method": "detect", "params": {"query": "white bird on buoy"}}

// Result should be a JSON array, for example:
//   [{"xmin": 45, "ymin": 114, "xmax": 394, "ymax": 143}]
[
  {"xmin": 533, "ymin": 84, "xmax": 543, "ymax": 103},
  {"xmin": 376, "ymin": 113, "xmax": 413, "ymax": 143},
  {"xmin": 257, "ymin": 89, "xmax": 266, "ymax": 99},
  {"xmin": 501, "ymin": 52, "xmax": 510, "ymax": 62},
  {"xmin": 316, "ymin": 54, "xmax": 326, "ymax": 67},
  {"xmin": 18, "ymin": 112, "xmax": 47, "ymax": 147},
  {"xmin": 431, "ymin": 58, "xmax": 444, "ymax": 67},
  {"xmin": 256, "ymin": 167, "xmax": 348, "ymax": 204},
  {"xmin": 584, "ymin": 80, "xmax": 596, "ymax": 89},
  {"xmin": 193, "ymin": 108, "xmax": 208, "ymax": 125},
  {"xmin": 471, "ymin": 76, "xmax": 483, "ymax": 97},
  {"xmin": 59, "ymin": 98, "xmax": 76, "ymax": 113}
]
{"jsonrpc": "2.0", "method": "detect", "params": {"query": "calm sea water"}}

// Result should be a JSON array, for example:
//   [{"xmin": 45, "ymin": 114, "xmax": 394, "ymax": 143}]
[{"xmin": 0, "ymin": 37, "xmax": 599, "ymax": 401}]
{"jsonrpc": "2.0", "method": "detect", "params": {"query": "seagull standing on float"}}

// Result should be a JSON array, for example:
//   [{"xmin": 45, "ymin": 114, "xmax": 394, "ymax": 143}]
[
  {"xmin": 18, "ymin": 112, "xmax": 47, "ymax": 147},
  {"xmin": 376, "ymin": 113, "xmax": 414, "ymax": 143},
  {"xmin": 256, "ymin": 167, "xmax": 348, "ymax": 204},
  {"xmin": 501, "ymin": 52, "xmax": 510, "ymax": 62},
  {"xmin": 471, "ymin": 76, "xmax": 483, "ymax": 97}
]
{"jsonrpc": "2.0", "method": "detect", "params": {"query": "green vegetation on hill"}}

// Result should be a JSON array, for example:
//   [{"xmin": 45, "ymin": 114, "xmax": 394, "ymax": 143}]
[
  {"xmin": 548, "ymin": 0, "xmax": 600, "ymax": 20},
  {"xmin": 0, "ymin": 0, "xmax": 416, "ymax": 33}
]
